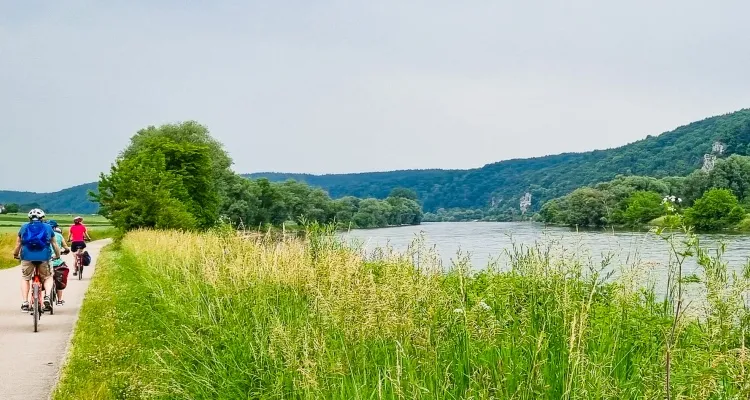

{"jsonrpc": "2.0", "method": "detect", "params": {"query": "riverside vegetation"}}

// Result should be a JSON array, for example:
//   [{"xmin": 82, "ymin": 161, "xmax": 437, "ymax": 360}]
[
  {"xmin": 91, "ymin": 121, "xmax": 422, "ymax": 232},
  {"xmin": 53, "ymin": 120, "xmax": 750, "ymax": 398},
  {"xmin": 538, "ymin": 155, "xmax": 750, "ymax": 231},
  {"xmin": 54, "ymin": 224, "xmax": 750, "ymax": 399}
]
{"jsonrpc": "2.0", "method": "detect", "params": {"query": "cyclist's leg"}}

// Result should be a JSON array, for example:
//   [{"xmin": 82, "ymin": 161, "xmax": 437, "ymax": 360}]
[
  {"xmin": 56, "ymin": 265, "xmax": 68, "ymax": 304},
  {"xmin": 20, "ymin": 261, "xmax": 33, "ymax": 311},
  {"xmin": 39, "ymin": 262, "xmax": 53, "ymax": 310}
]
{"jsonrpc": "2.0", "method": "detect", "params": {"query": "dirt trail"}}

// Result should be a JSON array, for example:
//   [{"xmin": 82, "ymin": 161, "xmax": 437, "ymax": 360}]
[{"xmin": 0, "ymin": 239, "xmax": 111, "ymax": 400}]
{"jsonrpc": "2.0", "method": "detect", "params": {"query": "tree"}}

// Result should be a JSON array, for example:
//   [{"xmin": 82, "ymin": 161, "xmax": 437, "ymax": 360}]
[
  {"xmin": 621, "ymin": 191, "xmax": 664, "ymax": 226},
  {"xmin": 4, "ymin": 203, "xmax": 19, "ymax": 213},
  {"xmin": 708, "ymin": 154, "xmax": 750, "ymax": 201},
  {"xmin": 684, "ymin": 188, "xmax": 745, "ymax": 231},
  {"xmin": 95, "ymin": 152, "xmax": 197, "ymax": 230},
  {"xmin": 563, "ymin": 188, "xmax": 610, "ymax": 227},
  {"xmin": 220, "ymin": 175, "xmax": 262, "ymax": 228},
  {"xmin": 93, "ymin": 122, "xmax": 226, "ymax": 231},
  {"xmin": 389, "ymin": 187, "xmax": 418, "ymax": 201}
]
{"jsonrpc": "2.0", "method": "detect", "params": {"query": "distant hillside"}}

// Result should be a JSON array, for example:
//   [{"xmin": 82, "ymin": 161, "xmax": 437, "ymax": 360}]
[
  {"xmin": 248, "ymin": 109, "xmax": 750, "ymax": 212},
  {"xmin": 4, "ymin": 109, "xmax": 750, "ymax": 214},
  {"xmin": 0, "ymin": 183, "xmax": 98, "ymax": 214}
]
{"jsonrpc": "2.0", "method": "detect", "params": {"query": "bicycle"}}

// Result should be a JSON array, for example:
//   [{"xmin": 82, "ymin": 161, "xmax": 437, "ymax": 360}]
[
  {"xmin": 26, "ymin": 261, "xmax": 49, "ymax": 332},
  {"xmin": 74, "ymin": 252, "xmax": 84, "ymax": 280},
  {"xmin": 50, "ymin": 249, "xmax": 69, "ymax": 314},
  {"xmin": 73, "ymin": 238, "xmax": 90, "ymax": 280}
]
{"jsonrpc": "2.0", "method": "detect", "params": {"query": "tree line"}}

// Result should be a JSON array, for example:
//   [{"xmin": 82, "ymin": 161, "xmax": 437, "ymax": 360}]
[
  {"xmin": 0, "ymin": 202, "xmax": 43, "ymax": 214},
  {"xmin": 92, "ymin": 122, "xmax": 423, "ymax": 231},
  {"xmin": 252, "ymin": 109, "xmax": 750, "ymax": 214},
  {"xmin": 538, "ymin": 154, "xmax": 750, "ymax": 231}
]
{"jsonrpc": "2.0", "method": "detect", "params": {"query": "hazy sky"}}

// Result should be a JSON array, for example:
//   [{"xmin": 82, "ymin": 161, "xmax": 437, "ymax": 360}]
[{"xmin": 2, "ymin": 1, "xmax": 750, "ymax": 192}]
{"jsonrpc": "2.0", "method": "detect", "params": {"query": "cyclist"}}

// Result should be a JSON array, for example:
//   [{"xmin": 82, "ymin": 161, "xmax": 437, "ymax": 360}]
[
  {"xmin": 48, "ymin": 220, "xmax": 71, "ymax": 306},
  {"xmin": 68, "ymin": 216, "xmax": 90, "ymax": 276},
  {"xmin": 12, "ymin": 208, "xmax": 61, "ymax": 312}
]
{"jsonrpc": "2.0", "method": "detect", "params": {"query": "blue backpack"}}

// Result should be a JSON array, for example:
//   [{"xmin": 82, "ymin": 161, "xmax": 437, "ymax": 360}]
[{"xmin": 21, "ymin": 221, "xmax": 49, "ymax": 251}]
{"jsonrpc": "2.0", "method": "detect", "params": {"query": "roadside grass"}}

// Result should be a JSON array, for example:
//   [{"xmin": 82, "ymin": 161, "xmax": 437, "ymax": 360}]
[
  {"xmin": 0, "ymin": 234, "xmax": 17, "ymax": 269},
  {"xmin": 54, "ymin": 228, "xmax": 750, "ymax": 399},
  {"xmin": 0, "ymin": 227, "xmax": 119, "ymax": 269}
]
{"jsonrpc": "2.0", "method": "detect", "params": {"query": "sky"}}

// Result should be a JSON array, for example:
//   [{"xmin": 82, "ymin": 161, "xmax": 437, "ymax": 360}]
[{"xmin": 2, "ymin": 0, "xmax": 750, "ymax": 192}]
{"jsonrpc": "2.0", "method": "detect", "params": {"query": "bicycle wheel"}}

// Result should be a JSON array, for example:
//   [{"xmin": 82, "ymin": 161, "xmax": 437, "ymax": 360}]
[
  {"xmin": 50, "ymin": 281, "xmax": 56, "ymax": 315},
  {"xmin": 32, "ymin": 284, "xmax": 39, "ymax": 333},
  {"xmin": 77, "ymin": 255, "xmax": 83, "ymax": 280}
]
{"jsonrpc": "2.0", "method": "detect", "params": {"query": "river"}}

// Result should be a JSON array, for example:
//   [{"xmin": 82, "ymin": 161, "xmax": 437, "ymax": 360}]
[{"xmin": 342, "ymin": 222, "xmax": 750, "ymax": 299}]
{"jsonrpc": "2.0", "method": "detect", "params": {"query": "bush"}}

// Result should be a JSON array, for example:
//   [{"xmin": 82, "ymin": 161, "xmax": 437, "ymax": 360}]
[
  {"xmin": 684, "ymin": 188, "xmax": 745, "ymax": 231},
  {"xmin": 621, "ymin": 191, "xmax": 664, "ymax": 226}
]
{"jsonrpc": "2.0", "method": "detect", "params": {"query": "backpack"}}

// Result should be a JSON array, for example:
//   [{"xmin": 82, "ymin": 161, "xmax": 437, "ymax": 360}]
[
  {"xmin": 82, "ymin": 251, "xmax": 92, "ymax": 266},
  {"xmin": 21, "ymin": 222, "xmax": 49, "ymax": 251}
]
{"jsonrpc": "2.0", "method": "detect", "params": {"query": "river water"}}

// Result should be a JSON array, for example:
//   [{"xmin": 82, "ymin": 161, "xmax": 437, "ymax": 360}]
[{"xmin": 342, "ymin": 222, "xmax": 750, "ymax": 299}]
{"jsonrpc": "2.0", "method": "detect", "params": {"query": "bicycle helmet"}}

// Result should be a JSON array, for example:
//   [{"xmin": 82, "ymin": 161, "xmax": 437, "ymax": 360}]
[
  {"xmin": 28, "ymin": 208, "xmax": 45, "ymax": 221},
  {"xmin": 48, "ymin": 219, "xmax": 58, "ymax": 228},
  {"xmin": 74, "ymin": 216, "xmax": 83, "ymax": 223}
]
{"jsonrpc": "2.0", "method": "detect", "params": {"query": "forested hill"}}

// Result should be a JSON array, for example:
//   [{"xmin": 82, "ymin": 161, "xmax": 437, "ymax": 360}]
[
  {"xmin": 248, "ymin": 109, "xmax": 750, "ymax": 212},
  {"xmin": 0, "ymin": 183, "xmax": 98, "ymax": 214},
  {"xmin": 3, "ymin": 108, "xmax": 750, "ymax": 214}
]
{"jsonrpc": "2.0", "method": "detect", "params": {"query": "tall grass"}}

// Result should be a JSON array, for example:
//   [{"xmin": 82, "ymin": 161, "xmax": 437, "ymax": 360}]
[
  {"xmin": 55, "ymin": 227, "xmax": 750, "ymax": 399},
  {"xmin": 0, "ymin": 234, "xmax": 17, "ymax": 269}
]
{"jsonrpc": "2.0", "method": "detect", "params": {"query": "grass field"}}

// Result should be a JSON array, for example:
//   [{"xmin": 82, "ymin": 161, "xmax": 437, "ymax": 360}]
[{"xmin": 53, "ymin": 228, "xmax": 750, "ymax": 399}]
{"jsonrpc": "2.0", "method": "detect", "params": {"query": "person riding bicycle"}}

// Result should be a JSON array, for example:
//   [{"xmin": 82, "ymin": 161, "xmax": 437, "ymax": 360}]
[
  {"xmin": 12, "ymin": 208, "xmax": 61, "ymax": 312},
  {"xmin": 48, "ymin": 220, "xmax": 71, "ymax": 306},
  {"xmin": 68, "ymin": 216, "xmax": 90, "ymax": 276}
]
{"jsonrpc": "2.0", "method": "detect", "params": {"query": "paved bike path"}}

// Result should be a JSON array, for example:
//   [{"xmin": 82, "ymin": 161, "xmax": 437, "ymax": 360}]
[{"xmin": 0, "ymin": 239, "xmax": 111, "ymax": 400}]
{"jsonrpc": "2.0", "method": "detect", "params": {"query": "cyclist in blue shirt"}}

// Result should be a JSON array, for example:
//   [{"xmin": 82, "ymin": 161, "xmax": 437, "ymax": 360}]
[{"xmin": 12, "ymin": 208, "xmax": 61, "ymax": 312}]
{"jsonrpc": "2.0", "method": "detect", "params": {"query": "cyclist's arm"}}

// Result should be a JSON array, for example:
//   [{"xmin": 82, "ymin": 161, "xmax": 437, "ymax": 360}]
[
  {"xmin": 84, "ymin": 227, "xmax": 91, "ymax": 241},
  {"xmin": 67, "ymin": 228, "xmax": 72, "ymax": 243},
  {"xmin": 12, "ymin": 236, "xmax": 21, "ymax": 259},
  {"xmin": 61, "ymin": 237, "xmax": 71, "ymax": 252},
  {"xmin": 50, "ymin": 237, "xmax": 61, "ymax": 259}
]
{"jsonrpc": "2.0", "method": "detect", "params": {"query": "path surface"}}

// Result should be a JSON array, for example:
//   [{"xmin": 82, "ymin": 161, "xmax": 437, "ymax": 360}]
[{"xmin": 0, "ymin": 239, "xmax": 111, "ymax": 400}]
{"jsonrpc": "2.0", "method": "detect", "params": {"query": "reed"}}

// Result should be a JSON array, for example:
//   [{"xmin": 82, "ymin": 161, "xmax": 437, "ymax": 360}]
[{"xmin": 55, "ymin": 227, "xmax": 750, "ymax": 399}]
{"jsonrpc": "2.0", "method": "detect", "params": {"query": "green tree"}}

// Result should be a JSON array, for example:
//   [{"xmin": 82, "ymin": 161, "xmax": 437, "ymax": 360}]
[
  {"xmin": 331, "ymin": 197, "xmax": 360, "ymax": 226},
  {"xmin": 563, "ymin": 188, "xmax": 610, "ymax": 227},
  {"xmin": 255, "ymin": 178, "xmax": 287, "ymax": 226},
  {"xmin": 388, "ymin": 187, "xmax": 418, "ymax": 201},
  {"xmin": 4, "ymin": 203, "xmax": 19, "ymax": 213},
  {"xmin": 93, "ymin": 122, "xmax": 225, "ymax": 230},
  {"xmin": 684, "ymin": 188, "xmax": 745, "ymax": 231},
  {"xmin": 708, "ymin": 154, "xmax": 750, "ymax": 201},
  {"xmin": 353, "ymin": 198, "xmax": 393, "ymax": 228},
  {"xmin": 220, "ymin": 175, "xmax": 261, "ymax": 228},
  {"xmin": 621, "ymin": 191, "xmax": 664, "ymax": 226},
  {"xmin": 95, "ymin": 152, "xmax": 197, "ymax": 230}
]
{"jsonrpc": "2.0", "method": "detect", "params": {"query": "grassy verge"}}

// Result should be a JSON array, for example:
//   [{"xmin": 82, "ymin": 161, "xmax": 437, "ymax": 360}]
[
  {"xmin": 54, "ymin": 228, "xmax": 750, "ymax": 399},
  {"xmin": 0, "ymin": 227, "xmax": 119, "ymax": 269}
]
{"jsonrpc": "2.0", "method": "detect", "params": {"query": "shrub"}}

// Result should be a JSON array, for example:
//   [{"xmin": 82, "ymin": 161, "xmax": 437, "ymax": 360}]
[{"xmin": 684, "ymin": 188, "xmax": 745, "ymax": 231}]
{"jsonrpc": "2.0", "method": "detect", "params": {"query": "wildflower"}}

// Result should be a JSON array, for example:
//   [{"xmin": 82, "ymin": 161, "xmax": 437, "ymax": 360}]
[
  {"xmin": 453, "ymin": 308, "xmax": 464, "ymax": 314},
  {"xmin": 478, "ymin": 301, "xmax": 491, "ymax": 311}
]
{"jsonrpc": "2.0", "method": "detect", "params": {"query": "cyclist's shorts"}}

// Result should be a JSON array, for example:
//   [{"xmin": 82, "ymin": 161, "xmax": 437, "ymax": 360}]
[
  {"xmin": 71, "ymin": 241, "xmax": 86, "ymax": 252},
  {"xmin": 21, "ymin": 260, "xmax": 52, "ymax": 281}
]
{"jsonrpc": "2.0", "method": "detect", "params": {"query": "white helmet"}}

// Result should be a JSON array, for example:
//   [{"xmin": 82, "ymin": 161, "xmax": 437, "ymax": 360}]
[{"xmin": 28, "ymin": 208, "xmax": 45, "ymax": 220}]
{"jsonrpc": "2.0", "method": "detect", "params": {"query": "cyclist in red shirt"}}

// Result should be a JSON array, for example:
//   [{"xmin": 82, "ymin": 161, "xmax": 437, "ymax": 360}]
[{"xmin": 68, "ymin": 216, "xmax": 91, "ymax": 276}]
